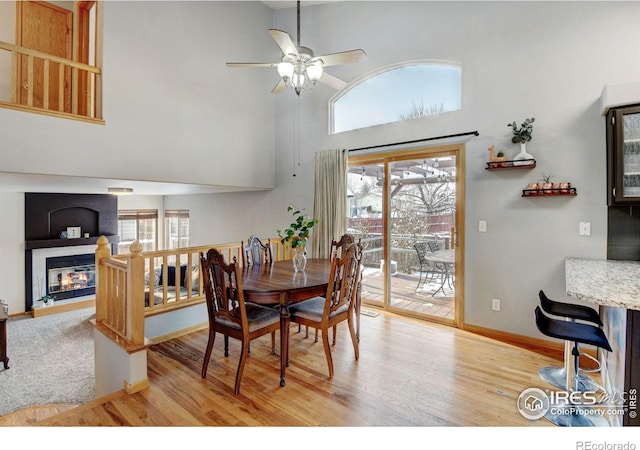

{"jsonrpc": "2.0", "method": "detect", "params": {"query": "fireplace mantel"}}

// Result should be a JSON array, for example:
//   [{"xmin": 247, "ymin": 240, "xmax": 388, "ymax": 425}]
[{"xmin": 26, "ymin": 235, "xmax": 119, "ymax": 250}]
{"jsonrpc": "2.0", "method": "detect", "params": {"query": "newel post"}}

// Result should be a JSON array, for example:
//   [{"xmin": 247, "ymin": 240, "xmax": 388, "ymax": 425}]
[
  {"xmin": 127, "ymin": 241, "xmax": 145, "ymax": 347},
  {"xmin": 95, "ymin": 235, "xmax": 111, "ymax": 323}
]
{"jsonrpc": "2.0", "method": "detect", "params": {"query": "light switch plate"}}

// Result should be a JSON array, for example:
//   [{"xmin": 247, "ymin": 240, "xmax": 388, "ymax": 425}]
[
  {"xmin": 579, "ymin": 222, "xmax": 591, "ymax": 236},
  {"xmin": 479, "ymin": 220, "xmax": 487, "ymax": 232}
]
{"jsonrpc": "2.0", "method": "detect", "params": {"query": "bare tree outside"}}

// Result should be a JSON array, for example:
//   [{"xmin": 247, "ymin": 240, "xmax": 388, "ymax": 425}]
[{"xmin": 398, "ymin": 100, "xmax": 446, "ymax": 121}]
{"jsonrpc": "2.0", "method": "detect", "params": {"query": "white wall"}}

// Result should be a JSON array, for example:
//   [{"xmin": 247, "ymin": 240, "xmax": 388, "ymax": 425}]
[{"xmin": 0, "ymin": 193, "xmax": 24, "ymax": 314}]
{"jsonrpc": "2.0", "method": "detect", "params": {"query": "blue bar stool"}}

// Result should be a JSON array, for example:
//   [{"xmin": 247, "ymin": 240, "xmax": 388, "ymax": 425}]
[
  {"xmin": 538, "ymin": 290, "xmax": 604, "ymax": 392},
  {"xmin": 534, "ymin": 306, "xmax": 612, "ymax": 426}
]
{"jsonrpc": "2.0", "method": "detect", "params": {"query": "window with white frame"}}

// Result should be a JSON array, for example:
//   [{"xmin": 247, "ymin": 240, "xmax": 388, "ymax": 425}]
[
  {"xmin": 117, "ymin": 210, "xmax": 158, "ymax": 254},
  {"xmin": 330, "ymin": 61, "xmax": 462, "ymax": 134},
  {"xmin": 165, "ymin": 210, "xmax": 190, "ymax": 249}
]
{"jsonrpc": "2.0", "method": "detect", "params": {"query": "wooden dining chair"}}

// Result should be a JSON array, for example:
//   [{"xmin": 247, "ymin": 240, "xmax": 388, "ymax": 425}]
[
  {"xmin": 241, "ymin": 235, "xmax": 273, "ymax": 267},
  {"xmin": 299, "ymin": 233, "xmax": 362, "ymax": 343},
  {"xmin": 288, "ymin": 242, "xmax": 362, "ymax": 379},
  {"xmin": 200, "ymin": 248, "xmax": 281, "ymax": 395}
]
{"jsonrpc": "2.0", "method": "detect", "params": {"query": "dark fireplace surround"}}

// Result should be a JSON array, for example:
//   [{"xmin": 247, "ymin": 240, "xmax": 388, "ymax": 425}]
[{"xmin": 25, "ymin": 193, "xmax": 119, "ymax": 311}]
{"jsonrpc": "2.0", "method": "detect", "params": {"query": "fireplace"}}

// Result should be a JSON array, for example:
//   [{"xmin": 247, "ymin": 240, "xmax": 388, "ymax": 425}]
[
  {"xmin": 24, "ymin": 193, "xmax": 119, "ymax": 311},
  {"xmin": 46, "ymin": 254, "xmax": 96, "ymax": 301}
]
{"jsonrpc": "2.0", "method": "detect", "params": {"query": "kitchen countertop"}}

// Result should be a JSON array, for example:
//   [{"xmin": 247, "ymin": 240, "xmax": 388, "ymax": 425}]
[{"xmin": 565, "ymin": 257, "xmax": 640, "ymax": 310}]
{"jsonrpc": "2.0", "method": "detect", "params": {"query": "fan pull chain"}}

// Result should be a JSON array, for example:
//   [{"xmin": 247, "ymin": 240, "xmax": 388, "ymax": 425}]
[{"xmin": 293, "ymin": 96, "xmax": 301, "ymax": 177}]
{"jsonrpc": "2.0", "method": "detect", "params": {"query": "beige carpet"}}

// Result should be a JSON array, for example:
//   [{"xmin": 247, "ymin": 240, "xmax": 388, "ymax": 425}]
[{"xmin": 0, "ymin": 308, "xmax": 95, "ymax": 416}]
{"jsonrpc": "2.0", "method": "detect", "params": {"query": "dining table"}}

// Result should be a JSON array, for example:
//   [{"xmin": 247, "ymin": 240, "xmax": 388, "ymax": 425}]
[{"xmin": 241, "ymin": 258, "xmax": 332, "ymax": 387}]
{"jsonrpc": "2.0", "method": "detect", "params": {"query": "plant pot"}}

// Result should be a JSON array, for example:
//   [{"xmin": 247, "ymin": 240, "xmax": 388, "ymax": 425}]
[{"xmin": 513, "ymin": 143, "xmax": 534, "ymax": 166}]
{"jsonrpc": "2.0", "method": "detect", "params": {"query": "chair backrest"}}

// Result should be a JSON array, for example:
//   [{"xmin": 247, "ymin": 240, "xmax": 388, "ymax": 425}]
[
  {"xmin": 414, "ymin": 242, "xmax": 428, "ymax": 263},
  {"xmin": 200, "ymin": 248, "xmax": 248, "ymax": 330},
  {"xmin": 331, "ymin": 233, "xmax": 356, "ymax": 257},
  {"xmin": 324, "ymin": 242, "xmax": 363, "ymax": 317},
  {"xmin": 427, "ymin": 240, "xmax": 439, "ymax": 253},
  {"xmin": 241, "ymin": 235, "xmax": 273, "ymax": 267}
]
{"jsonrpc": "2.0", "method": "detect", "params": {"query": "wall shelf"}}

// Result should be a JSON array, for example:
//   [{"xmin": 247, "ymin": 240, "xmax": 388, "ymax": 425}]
[
  {"xmin": 486, "ymin": 159, "xmax": 536, "ymax": 170},
  {"xmin": 522, "ymin": 187, "xmax": 577, "ymax": 197}
]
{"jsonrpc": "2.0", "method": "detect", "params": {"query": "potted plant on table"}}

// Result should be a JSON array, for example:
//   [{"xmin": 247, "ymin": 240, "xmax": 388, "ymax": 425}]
[
  {"xmin": 508, "ymin": 117, "xmax": 535, "ymax": 165},
  {"xmin": 277, "ymin": 205, "xmax": 318, "ymax": 272}
]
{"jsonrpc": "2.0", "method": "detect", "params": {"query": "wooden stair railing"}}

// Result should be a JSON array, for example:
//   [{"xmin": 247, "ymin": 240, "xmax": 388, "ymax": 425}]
[
  {"xmin": 0, "ymin": 40, "xmax": 103, "ymax": 123},
  {"xmin": 95, "ymin": 236, "xmax": 145, "ymax": 349},
  {"xmin": 95, "ymin": 236, "xmax": 292, "ymax": 350}
]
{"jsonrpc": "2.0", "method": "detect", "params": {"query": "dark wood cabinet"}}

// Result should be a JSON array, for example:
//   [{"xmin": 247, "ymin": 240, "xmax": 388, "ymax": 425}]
[{"xmin": 607, "ymin": 104, "xmax": 640, "ymax": 205}]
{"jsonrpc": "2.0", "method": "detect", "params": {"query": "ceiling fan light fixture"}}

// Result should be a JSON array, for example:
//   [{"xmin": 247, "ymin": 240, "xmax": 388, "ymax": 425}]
[
  {"xmin": 277, "ymin": 61, "xmax": 294, "ymax": 80},
  {"xmin": 306, "ymin": 64, "xmax": 323, "ymax": 84},
  {"xmin": 226, "ymin": 0, "xmax": 366, "ymax": 97}
]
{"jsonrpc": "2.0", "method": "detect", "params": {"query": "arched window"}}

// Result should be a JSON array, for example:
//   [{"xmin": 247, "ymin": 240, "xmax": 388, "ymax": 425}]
[{"xmin": 330, "ymin": 61, "xmax": 461, "ymax": 134}]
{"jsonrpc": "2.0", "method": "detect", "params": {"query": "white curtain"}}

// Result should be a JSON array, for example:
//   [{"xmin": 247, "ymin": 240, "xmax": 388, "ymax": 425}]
[{"xmin": 312, "ymin": 149, "xmax": 348, "ymax": 259}]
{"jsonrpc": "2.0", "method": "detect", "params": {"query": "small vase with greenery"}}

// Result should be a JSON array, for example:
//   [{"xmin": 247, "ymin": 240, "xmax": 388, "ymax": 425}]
[
  {"xmin": 277, "ymin": 205, "xmax": 318, "ymax": 272},
  {"xmin": 508, "ymin": 117, "xmax": 535, "ymax": 165},
  {"xmin": 40, "ymin": 294, "xmax": 54, "ymax": 307}
]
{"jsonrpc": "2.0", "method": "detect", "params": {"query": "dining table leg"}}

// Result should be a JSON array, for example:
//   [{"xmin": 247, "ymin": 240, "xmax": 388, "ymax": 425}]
[{"xmin": 279, "ymin": 298, "xmax": 290, "ymax": 387}]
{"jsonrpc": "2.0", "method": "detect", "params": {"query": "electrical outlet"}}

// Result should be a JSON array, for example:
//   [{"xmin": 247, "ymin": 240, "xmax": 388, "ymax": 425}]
[
  {"xmin": 492, "ymin": 298, "xmax": 501, "ymax": 311},
  {"xmin": 479, "ymin": 220, "xmax": 487, "ymax": 232}
]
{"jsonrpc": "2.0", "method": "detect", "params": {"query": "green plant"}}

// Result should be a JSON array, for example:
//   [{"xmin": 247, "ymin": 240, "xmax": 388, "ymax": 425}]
[
  {"xmin": 508, "ymin": 117, "xmax": 535, "ymax": 144},
  {"xmin": 40, "ymin": 294, "xmax": 54, "ymax": 304},
  {"xmin": 539, "ymin": 173, "xmax": 554, "ymax": 184},
  {"xmin": 277, "ymin": 205, "xmax": 318, "ymax": 249}
]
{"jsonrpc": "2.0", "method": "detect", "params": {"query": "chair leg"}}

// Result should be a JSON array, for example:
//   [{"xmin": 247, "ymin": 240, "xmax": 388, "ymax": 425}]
[
  {"xmin": 202, "ymin": 329, "xmax": 216, "ymax": 378},
  {"xmin": 234, "ymin": 339, "xmax": 250, "ymax": 395},
  {"xmin": 224, "ymin": 335, "xmax": 229, "ymax": 357},
  {"xmin": 348, "ymin": 315, "xmax": 359, "ymax": 361},
  {"xmin": 314, "ymin": 327, "xmax": 319, "ymax": 343},
  {"xmin": 332, "ymin": 325, "xmax": 337, "ymax": 345},
  {"xmin": 356, "ymin": 285, "xmax": 361, "ymax": 343},
  {"xmin": 305, "ymin": 325, "xmax": 309, "ymax": 339},
  {"xmin": 321, "ymin": 328, "xmax": 334, "ymax": 379}
]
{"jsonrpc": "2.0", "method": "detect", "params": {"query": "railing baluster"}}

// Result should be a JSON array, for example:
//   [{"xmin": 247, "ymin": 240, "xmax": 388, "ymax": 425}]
[
  {"xmin": 58, "ymin": 63, "xmax": 64, "ymax": 112},
  {"xmin": 71, "ymin": 66, "xmax": 78, "ymax": 114},
  {"xmin": 43, "ymin": 59, "xmax": 49, "ymax": 110},
  {"xmin": 27, "ymin": 54, "xmax": 33, "ymax": 107}
]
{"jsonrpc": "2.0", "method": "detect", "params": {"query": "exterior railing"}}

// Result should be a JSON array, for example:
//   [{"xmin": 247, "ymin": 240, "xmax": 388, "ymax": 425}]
[{"xmin": 0, "ymin": 40, "xmax": 102, "ymax": 123}]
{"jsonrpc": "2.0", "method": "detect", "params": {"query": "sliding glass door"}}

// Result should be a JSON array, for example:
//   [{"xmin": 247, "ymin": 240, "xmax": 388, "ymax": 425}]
[{"xmin": 347, "ymin": 145, "xmax": 464, "ymax": 326}]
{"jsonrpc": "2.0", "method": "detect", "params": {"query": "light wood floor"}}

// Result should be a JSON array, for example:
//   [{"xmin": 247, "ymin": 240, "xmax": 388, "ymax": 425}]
[{"xmin": 11, "ymin": 309, "xmax": 564, "ymax": 427}]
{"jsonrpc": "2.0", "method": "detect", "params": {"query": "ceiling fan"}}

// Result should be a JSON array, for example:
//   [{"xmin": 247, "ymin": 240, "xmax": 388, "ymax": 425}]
[{"xmin": 226, "ymin": 1, "xmax": 367, "ymax": 96}]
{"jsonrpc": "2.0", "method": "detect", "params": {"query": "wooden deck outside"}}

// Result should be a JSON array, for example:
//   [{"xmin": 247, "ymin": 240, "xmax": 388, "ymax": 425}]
[{"xmin": 360, "ymin": 267, "xmax": 455, "ymax": 320}]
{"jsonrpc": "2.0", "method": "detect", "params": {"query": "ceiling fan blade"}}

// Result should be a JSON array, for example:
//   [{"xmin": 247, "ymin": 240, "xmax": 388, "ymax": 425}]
[
  {"xmin": 272, "ymin": 79, "xmax": 287, "ymax": 94},
  {"xmin": 315, "ymin": 49, "xmax": 367, "ymax": 67},
  {"xmin": 268, "ymin": 29, "xmax": 299, "ymax": 57},
  {"xmin": 226, "ymin": 62, "xmax": 278, "ymax": 68},
  {"xmin": 319, "ymin": 72, "xmax": 347, "ymax": 91}
]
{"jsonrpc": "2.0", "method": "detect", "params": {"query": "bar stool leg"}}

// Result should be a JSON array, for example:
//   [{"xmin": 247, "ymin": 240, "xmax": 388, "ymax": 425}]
[
  {"xmin": 543, "ymin": 343, "xmax": 609, "ymax": 427},
  {"xmin": 539, "ymin": 339, "xmax": 604, "ymax": 393}
]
